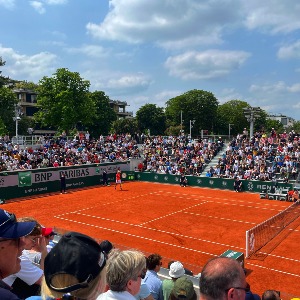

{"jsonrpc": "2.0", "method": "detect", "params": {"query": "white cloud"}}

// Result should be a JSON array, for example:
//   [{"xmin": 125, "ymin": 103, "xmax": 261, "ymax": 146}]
[
  {"xmin": 165, "ymin": 50, "xmax": 251, "ymax": 80},
  {"xmin": 83, "ymin": 69, "xmax": 152, "ymax": 96},
  {"xmin": 65, "ymin": 45, "xmax": 109, "ymax": 58},
  {"xmin": 30, "ymin": 1, "xmax": 46, "ymax": 14},
  {"xmin": 0, "ymin": 45, "xmax": 57, "ymax": 83},
  {"xmin": 248, "ymin": 81, "xmax": 300, "ymax": 116},
  {"xmin": 104, "ymin": 74, "xmax": 152, "ymax": 95},
  {"xmin": 0, "ymin": 0, "xmax": 15, "ymax": 9},
  {"xmin": 277, "ymin": 40, "xmax": 300, "ymax": 59},
  {"xmin": 86, "ymin": 0, "xmax": 241, "ymax": 49},
  {"xmin": 243, "ymin": 1, "xmax": 300, "ymax": 34},
  {"xmin": 45, "ymin": 0, "xmax": 67, "ymax": 4}
]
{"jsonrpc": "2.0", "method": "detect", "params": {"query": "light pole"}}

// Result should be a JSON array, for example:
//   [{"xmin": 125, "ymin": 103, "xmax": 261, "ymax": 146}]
[
  {"xmin": 229, "ymin": 124, "xmax": 234, "ymax": 139},
  {"xmin": 243, "ymin": 107, "xmax": 261, "ymax": 138},
  {"xmin": 189, "ymin": 120, "xmax": 195, "ymax": 138},
  {"xmin": 13, "ymin": 104, "xmax": 22, "ymax": 142},
  {"xmin": 180, "ymin": 110, "xmax": 184, "ymax": 135}
]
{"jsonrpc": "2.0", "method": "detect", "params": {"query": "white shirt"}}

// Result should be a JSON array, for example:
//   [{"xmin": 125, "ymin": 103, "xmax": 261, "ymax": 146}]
[
  {"xmin": 3, "ymin": 251, "xmax": 43, "ymax": 286},
  {"xmin": 97, "ymin": 290, "xmax": 136, "ymax": 300}
]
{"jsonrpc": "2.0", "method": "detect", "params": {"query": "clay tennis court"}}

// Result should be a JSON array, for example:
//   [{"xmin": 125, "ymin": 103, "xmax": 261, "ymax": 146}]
[{"xmin": 2, "ymin": 181, "xmax": 300, "ymax": 298}]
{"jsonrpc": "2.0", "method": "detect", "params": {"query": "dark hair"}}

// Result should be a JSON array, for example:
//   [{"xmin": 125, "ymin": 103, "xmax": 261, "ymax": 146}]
[
  {"xmin": 146, "ymin": 253, "xmax": 162, "ymax": 270},
  {"xmin": 262, "ymin": 290, "xmax": 280, "ymax": 300}
]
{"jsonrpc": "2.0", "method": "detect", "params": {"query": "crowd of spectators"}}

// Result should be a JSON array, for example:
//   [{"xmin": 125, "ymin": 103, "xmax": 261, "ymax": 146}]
[
  {"xmin": 204, "ymin": 129, "xmax": 300, "ymax": 183},
  {"xmin": 0, "ymin": 133, "xmax": 141, "ymax": 172},
  {"xmin": 139, "ymin": 135, "xmax": 224, "ymax": 175},
  {"xmin": 1, "ymin": 128, "xmax": 300, "ymax": 184}
]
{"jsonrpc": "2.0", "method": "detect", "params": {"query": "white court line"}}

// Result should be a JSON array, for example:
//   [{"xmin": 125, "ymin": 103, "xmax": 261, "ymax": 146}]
[
  {"xmin": 55, "ymin": 215, "xmax": 216, "ymax": 257},
  {"xmin": 55, "ymin": 211, "xmax": 300, "ymax": 264},
  {"xmin": 55, "ymin": 189, "xmax": 300, "ymax": 266},
  {"xmin": 140, "ymin": 202, "xmax": 207, "ymax": 225},
  {"xmin": 247, "ymin": 262, "xmax": 300, "ymax": 278},
  {"xmin": 184, "ymin": 212, "xmax": 257, "ymax": 225},
  {"xmin": 57, "ymin": 211, "xmax": 238, "ymax": 249}
]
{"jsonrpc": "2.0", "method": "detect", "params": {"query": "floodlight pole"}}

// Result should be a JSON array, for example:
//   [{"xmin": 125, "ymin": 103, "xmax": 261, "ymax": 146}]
[
  {"xmin": 243, "ymin": 107, "xmax": 261, "ymax": 138},
  {"xmin": 229, "ymin": 124, "xmax": 234, "ymax": 139},
  {"xmin": 189, "ymin": 120, "xmax": 195, "ymax": 138}
]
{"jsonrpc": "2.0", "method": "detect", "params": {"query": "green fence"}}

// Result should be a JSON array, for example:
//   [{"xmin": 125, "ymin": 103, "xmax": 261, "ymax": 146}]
[
  {"xmin": 0, "ymin": 162, "xmax": 130, "ymax": 201},
  {"xmin": 0, "ymin": 164, "xmax": 293, "ymax": 202},
  {"xmin": 134, "ymin": 172, "xmax": 293, "ymax": 194}
]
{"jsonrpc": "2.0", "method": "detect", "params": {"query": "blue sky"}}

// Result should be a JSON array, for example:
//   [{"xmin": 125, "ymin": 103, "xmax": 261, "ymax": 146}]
[{"xmin": 1, "ymin": 0, "xmax": 300, "ymax": 120}]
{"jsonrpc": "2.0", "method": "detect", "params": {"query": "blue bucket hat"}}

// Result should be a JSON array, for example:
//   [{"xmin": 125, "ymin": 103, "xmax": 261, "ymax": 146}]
[{"xmin": 0, "ymin": 209, "xmax": 36, "ymax": 239}]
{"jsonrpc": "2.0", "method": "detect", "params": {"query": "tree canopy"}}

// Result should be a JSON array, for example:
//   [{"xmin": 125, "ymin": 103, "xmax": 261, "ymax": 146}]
[
  {"xmin": 87, "ymin": 91, "xmax": 117, "ymax": 136},
  {"xmin": 112, "ymin": 118, "xmax": 138, "ymax": 135},
  {"xmin": 35, "ymin": 68, "xmax": 95, "ymax": 133},
  {"xmin": 165, "ymin": 89, "xmax": 219, "ymax": 135},
  {"xmin": 0, "ymin": 87, "xmax": 18, "ymax": 135},
  {"xmin": 136, "ymin": 104, "xmax": 166, "ymax": 135}
]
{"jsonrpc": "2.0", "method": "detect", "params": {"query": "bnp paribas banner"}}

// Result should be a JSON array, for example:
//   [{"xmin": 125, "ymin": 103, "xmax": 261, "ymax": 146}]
[{"xmin": 18, "ymin": 171, "xmax": 32, "ymax": 187}]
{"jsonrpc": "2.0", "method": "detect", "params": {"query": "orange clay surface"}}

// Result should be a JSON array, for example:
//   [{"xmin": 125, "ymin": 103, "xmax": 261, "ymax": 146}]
[{"xmin": 2, "ymin": 181, "xmax": 300, "ymax": 297}]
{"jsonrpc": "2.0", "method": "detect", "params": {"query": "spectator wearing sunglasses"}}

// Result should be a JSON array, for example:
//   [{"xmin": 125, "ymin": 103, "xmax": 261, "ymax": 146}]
[
  {"xmin": 199, "ymin": 257, "xmax": 249, "ymax": 300},
  {"xmin": 27, "ymin": 231, "xmax": 107, "ymax": 300},
  {"xmin": 97, "ymin": 249, "xmax": 146, "ymax": 300},
  {"xmin": 0, "ymin": 209, "xmax": 36, "ymax": 300},
  {"xmin": 142, "ymin": 254, "xmax": 163, "ymax": 300},
  {"xmin": 3, "ymin": 217, "xmax": 48, "ymax": 299}
]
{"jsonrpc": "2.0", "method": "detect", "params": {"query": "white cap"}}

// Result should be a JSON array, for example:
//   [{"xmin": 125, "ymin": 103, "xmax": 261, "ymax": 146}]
[{"xmin": 169, "ymin": 261, "xmax": 185, "ymax": 278}]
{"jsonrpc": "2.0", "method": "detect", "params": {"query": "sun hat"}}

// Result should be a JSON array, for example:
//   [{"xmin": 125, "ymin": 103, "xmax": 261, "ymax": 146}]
[
  {"xmin": 44, "ymin": 231, "xmax": 106, "ymax": 293},
  {"xmin": 0, "ymin": 209, "xmax": 36, "ymax": 239},
  {"xmin": 172, "ymin": 277, "xmax": 196, "ymax": 300},
  {"xmin": 169, "ymin": 261, "xmax": 185, "ymax": 278}
]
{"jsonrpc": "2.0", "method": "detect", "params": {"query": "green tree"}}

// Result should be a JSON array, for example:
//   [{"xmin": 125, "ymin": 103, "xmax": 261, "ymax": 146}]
[
  {"xmin": 87, "ymin": 91, "xmax": 117, "ymax": 137},
  {"xmin": 112, "ymin": 118, "xmax": 138, "ymax": 135},
  {"xmin": 216, "ymin": 100, "xmax": 251, "ymax": 135},
  {"xmin": 136, "ymin": 104, "xmax": 166, "ymax": 135},
  {"xmin": 35, "ymin": 68, "xmax": 95, "ymax": 133},
  {"xmin": 165, "ymin": 89, "xmax": 219, "ymax": 135},
  {"xmin": 264, "ymin": 119, "xmax": 284, "ymax": 134},
  {"xmin": 0, "ymin": 57, "xmax": 9, "ymax": 88},
  {"xmin": 0, "ymin": 87, "xmax": 18, "ymax": 135},
  {"xmin": 286, "ymin": 121, "xmax": 300, "ymax": 134},
  {"xmin": 14, "ymin": 81, "xmax": 39, "ymax": 91}
]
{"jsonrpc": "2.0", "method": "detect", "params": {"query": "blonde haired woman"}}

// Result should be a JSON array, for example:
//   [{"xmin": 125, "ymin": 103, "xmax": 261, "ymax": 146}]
[
  {"xmin": 97, "ymin": 249, "xmax": 146, "ymax": 300},
  {"xmin": 26, "ymin": 231, "xmax": 107, "ymax": 300}
]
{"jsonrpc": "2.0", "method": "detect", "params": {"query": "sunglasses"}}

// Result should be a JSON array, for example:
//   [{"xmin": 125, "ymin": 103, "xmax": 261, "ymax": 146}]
[
  {"xmin": 138, "ymin": 269, "xmax": 147, "ymax": 279},
  {"xmin": 0, "ymin": 212, "xmax": 16, "ymax": 227},
  {"xmin": 26, "ymin": 236, "xmax": 39, "ymax": 243},
  {"xmin": 225, "ymin": 283, "xmax": 250, "ymax": 293}
]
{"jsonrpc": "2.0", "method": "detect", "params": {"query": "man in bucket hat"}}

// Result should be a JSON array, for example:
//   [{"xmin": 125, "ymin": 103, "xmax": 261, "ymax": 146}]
[
  {"xmin": 162, "ymin": 261, "xmax": 185, "ymax": 300},
  {"xmin": 0, "ymin": 209, "xmax": 36, "ymax": 299}
]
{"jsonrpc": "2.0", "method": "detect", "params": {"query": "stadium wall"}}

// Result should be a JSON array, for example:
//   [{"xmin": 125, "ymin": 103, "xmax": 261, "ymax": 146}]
[
  {"xmin": 0, "ymin": 162, "xmax": 292, "ymax": 201},
  {"xmin": 0, "ymin": 162, "xmax": 130, "ymax": 201},
  {"xmin": 134, "ymin": 172, "xmax": 293, "ymax": 194}
]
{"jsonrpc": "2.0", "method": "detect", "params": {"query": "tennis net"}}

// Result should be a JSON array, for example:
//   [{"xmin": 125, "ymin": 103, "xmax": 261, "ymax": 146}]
[{"xmin": 246, "ymin": 200, "xmax": 300, "ymax": 258}]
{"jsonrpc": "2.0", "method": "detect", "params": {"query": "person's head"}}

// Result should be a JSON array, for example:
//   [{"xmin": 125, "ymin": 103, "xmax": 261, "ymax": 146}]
[
  {"xmin": 0, "ymin": 209, "xmax": 36, "ymax": 278},
  {"xmin": 42, "ymin": 227, "xmax": 56, "ymax": 244},
  {"xmin": 146, "ymin": 253, "xmax": 162, "ymax": 272},
  {"xmin": 199, "ymin": 257, "xmax": 247, "ymax": 300},
  {"xmin": 262, "ymin": 290, "xmax": 281, "ymax": 300},
  {"xmin": 17, "ymin": 217, "xmax": 42, "ymax": 250},
  {"xmin": 42, "ymin": 231, "xmax": 107, "ymax": 299},
  {"xmin": 169, "ymin": 261, "xmax": 185, "ymax": 279},
  {"xmin": 170, "ymin": 276, "xmax": 197, "ymax": 300},
  {"xmin": 106, "ymin": 249, "xmax": 146, "ymax": 295}
]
